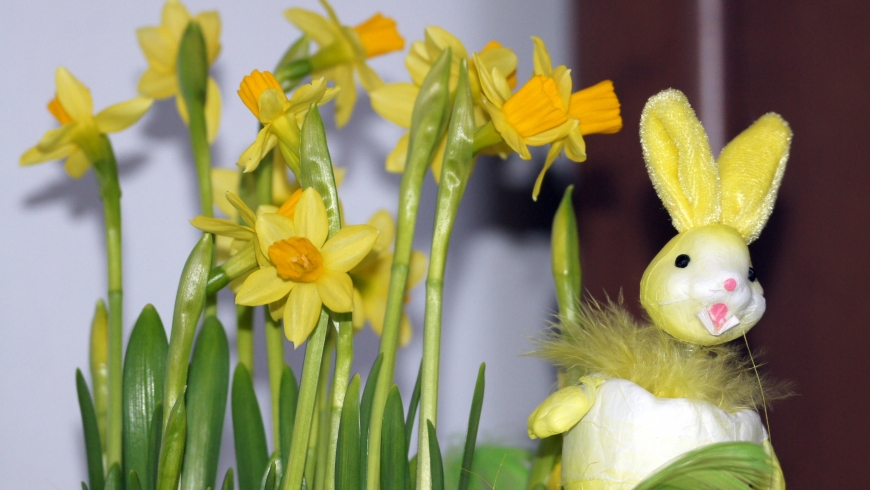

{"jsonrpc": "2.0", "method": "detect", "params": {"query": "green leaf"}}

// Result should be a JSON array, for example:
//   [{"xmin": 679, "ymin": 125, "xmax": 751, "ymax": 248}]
[
  {"xmin": 404, "ymin": 362, "xmax": 422, "ymax": 451},
  {"xmin": 177, "ymin": 21, "xmax": 208, "ymax": 109},
  {"xmin": 335, "ymin": 374, "xmax": 361, "ymax": 490},
  {"xmin": 75, "ymin": 369, "xmax": 104, "ymax": 490},
  {"xmin": 105, "ymin": 463, "xmax": 122, "ymax": 490},
  {"xmin": 123, "ymin": 304, "xmax": 168, "ymax": 490},
  {"xmin": 164, "ymin": 233, "xmax": 213, "ymax": 427},
  {"xmin": 551, "ymin": 185, "xmax": 581, "ymax": 324},
  {"xmin": 299, "ymin": 104, "xmax": 342, "ymax": 237},
  {"xmin": 426, "ymin": 421, "xmax": 444, "ymax": 490},
  {"xmin": 147, "ymin": 403, "xmax": 164, "ymax": 490},
  {"xmin": 261, "ymin": 461, "xmax": 278, "ymax": 490},
  {"xmin": 130, "ymin": 470, "xmax": 143, "ymax": 490},
  {"xmin": 280, "ymin": 365, "xmax": 299, "ymax": 468},
  {"xmin": 633, "ymin": 442, "xmax": 774, "ymax": 490},
  {"xmin": 81, "ymin": 483, "xmax": 89, "ymax": 490},
  {"xmin": 359, "ymin": 353, "xmax": 383, "ymax": 487},
  {"xmin": 182, "ymin": 316, "xmax": 230, "ymax": 490},
  {"xmin": 89, "ymin": 299, "xmax": 109, "ymax": 456},
  {"xmin": 232, "ymin": 364, "xmax": 269, "ymax": 490},
  {"xmin": 156, "ymin": 389, "xmax": 188, "ymax": 490},
  {"xmin": 458, "ymin": 364, "xmax": 485, "ymax": 490},
  {"xmin": 380, "ymin": 385, "xmax": 409, "ymax": 490},
  {"xmin": 222, "ymin": 468, "xmax": 235, "ymax": 490}
]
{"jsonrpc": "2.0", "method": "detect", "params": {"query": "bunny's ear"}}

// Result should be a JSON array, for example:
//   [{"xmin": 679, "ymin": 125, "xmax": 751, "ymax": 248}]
[
  {"xmin": 718, "ymin": 113, "xmax": 792, "ymax": 243},
  {"xmin": 640, "ymin": 89, "xmax": 721, "ymax": 232}
]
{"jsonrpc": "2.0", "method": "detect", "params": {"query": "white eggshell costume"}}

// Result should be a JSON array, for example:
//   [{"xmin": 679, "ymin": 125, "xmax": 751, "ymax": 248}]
[{"xmin": 561, "ymin": 378, "xmax": 767, "ymax": 489}]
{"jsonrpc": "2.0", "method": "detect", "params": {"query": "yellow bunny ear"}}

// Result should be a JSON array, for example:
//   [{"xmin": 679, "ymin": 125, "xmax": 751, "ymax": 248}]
[
  {"xmin": 718, "ymin": 113, "xmax": 792, "ymax": 243},
  {"xmin": 640, "ymin": 89, "xmax": 720, "ymax": 232}
]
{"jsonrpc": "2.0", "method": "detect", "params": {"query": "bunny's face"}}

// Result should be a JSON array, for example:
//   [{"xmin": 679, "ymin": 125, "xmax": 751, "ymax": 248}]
[{"xmin": 640, "ymin": 224, "xmax": 765, "ymax": 345}]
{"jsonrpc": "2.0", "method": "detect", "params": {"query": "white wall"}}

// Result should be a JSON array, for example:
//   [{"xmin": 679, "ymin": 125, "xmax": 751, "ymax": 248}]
[{"xmin": 0, "ymin": 0, "xmax": 571, "ymax": 486}]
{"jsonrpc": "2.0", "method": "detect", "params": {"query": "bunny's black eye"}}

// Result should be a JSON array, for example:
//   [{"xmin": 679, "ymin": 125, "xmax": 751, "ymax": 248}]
[
  {"xmin": 748, "ymin": 267, "xmax": 756, "ymax": 282},
  {"xmin": 675, "ymin": 254, "xmax": 690, "ymax": 268}
]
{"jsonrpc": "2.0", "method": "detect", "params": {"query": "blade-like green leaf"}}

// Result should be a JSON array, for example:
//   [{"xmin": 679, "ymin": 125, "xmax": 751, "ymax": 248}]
[
  {"xmin": 404, "ymin": 363, "xmax": 422, "ymax": 451},
  {"xmin": 156, "ymin": 389, "xmax": 188, "ymax": 490},
  {"xmin": 634, "ymin": 442, "xmax": 774, "ymax": 490},
  {"xmin": 105, "ymin": 463, "xmax": 122, "ymax": 490},
  {"xmin": 124, "ymin": 305, "xmax": 168, "ymax": 490},
  {"xmin": 262, "ymin": 461, "xmax": 278, "ymax": 490},
  {"xmin": 381, "ymin": 385, "xmax": 409, "ymax": 490},
  {"xmin": 76, "ymin": 369, "xmax": 104, "ymax": 490},
  {"xmin": 335, "ymin": 374, "xmax": 361, "ymax": 490},
  {"xmin": 147, "ymin": 403, "xmax": 164, "ymax": 490},
  {"xmin": 164, "ymin": 233, "xmax": 213, "ymax": 427},
  {"xmin": 222, "ymin": 468, "xmax": 235, "ymax": 490},
  {"xmin": 81, "ymin": 483, "xmax": 89, "ymax": 490},
  {"xmin": 279, "ymin": 365, "xmax": 299, "ymax": 468},
  {"xmin": 182, "ymin": 316, "xmax": 230, "ymax": 490},
  {"xmin": 458, "ymin": 364, "xmax": 485, "ymax": 490},
  {"xmin": 359, "ymin": 353, "xmax": 383, "ymax": 487},
  {"xmin": 426, "ymin": 422, "xmax": 444, "ymax": 490},
  {"xmin": 130, "ymin": 470, "xmax": 143, "ymax": 490},
  {"xmin": 232, "ymin": 363, "xmax": 269, "ymax": 490}
]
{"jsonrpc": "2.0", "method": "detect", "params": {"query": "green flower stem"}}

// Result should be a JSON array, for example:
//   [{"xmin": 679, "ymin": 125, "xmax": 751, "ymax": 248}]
[
  {"xmin": 471, "ymin": 121, "xmax": 504, "ymax": 155},
  {"xmin": 89, "ymin": 135, "xmax": 125, "ymax": 472},
  {"xmin": 236, "ymin": 305, "xmax": 254, "ymax": 375},
  {"xmin": 313, "ymin": 337, "xmax": 334, "ymax": 490},
  {"xmin": 89, "ymin": 299, "xmax": 109, "ymax": 456},
  {"xmin": 367, "ymin": 49, "xmax": 453, "ymax": 490},
  {"xmin": 265, "ymin": 311, "xmax": 284, "ymax": 445},
  {"xmin": 325, "ymin": 319, "xmax": 353, "ymax": 490},
  {"xmin": 417, "ymin": 60, "xmax": 474, "ymax": 490},
  {"xmin": 205, "ymin": 242, "xmax": 257, "ymax": 296}
]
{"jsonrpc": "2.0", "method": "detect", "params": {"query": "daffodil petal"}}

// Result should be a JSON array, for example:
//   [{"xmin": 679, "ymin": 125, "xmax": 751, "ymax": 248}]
[
  {"xmin": 564, "ymin": 127, "xmax": 587, "ymax": 162},
  {"xmin": 136, "ymin": 26, "xmax": 175, "ymax": 70},
  {"xmin": 475, "ymin": 46, "xmax": 518, "ymax": 81},
  {"xmin": 94, "ymin": 97, "xmax": 153, "ymax": 134},
  {"xmin": 56, "ymin": 68, "xmax": 94, "ymax": 122},
  {"xmin": 385, "ymin": 133, "xmax": 409, "ymax": 173},
  {"xmin": 405, "ymin": 40, "xmax": 430, "ymax": 87},
  {"xmin": 355, "ymin": 61, "xmax": 383, "ymax": 93},
  {"xmin": 407, "ymin": 251, "xmax": 427, "ymax": 289},
  {"xmin": 226, "ymin": 191, "xmax": 258, "ymax": 227},
  {"xmin": 430, "ymin": 137, "xmax": 447, "ymax": 184},
  {"xmin": 20, "ymin": 142, "xmax": 74, "ymax": 166},
  {"xmin": 487, "ymin": 104, "xmax": 530, "ymax": 159},
  {"xmin": 64, "ymin": 148, "xmax": 91, "ymax": 179},
  {"xmin": 399, "ymin": 313, "xmax": 413, "ymax": 346},
  {"xmin": 352, "ymin": 288, "xmax": 365, "ymax": 329},
  {"xmin": 238, "ymin": 126, "xmax": 277, "ymax": 172},
  {"xmin": 175, "ymin": 93, "xmax": 190, "ymax": 125},
  {"xmin": 162, "ymin": 0, "xmax": 192, "ymax": 39},
  {"xmin": 284, "ymin": 282, "xmax": 322, "ymax": 348},
  {"xmin": 205, "ymin": 77, "xmax": 221, "ymax": 142},
  {"xmin": 524, "ymin": 119, "xmax": 577, "ymax": 146},
  {"xmin": 294, "ymin": 188, "xmax": 328, "ymax": 248},
  {"xmin": 363, "ymin": 292, "xmax": 386, "ymax": 336},
  {"xmin": 370, "ymin": 83, "xmax": 416, "ymax": 128},
  {"xmin": 256, "ymin": 213, "xmax": 296, "ymax": 256},
  {"xmin": 258, "ymin": 88, "xmax": 286, "ymax": 124},
  {"xmin": 533, "ymin": 141, "xmax": 565, "ymax": 201},
  {"xmin": 138, "ymin": 68, "xmax": 177, "ymax": 99},
  {"xmin": 36, "ymin": 124, "xmax": 77, "ymax": 153},
  {"xmin": 190, "ymin": 217, "xmax": 254, "ymax": 239},
  {"xmin": 236, "ymin": 267, "xmax": 294, "ymax": 306},
  {"xmin": 532, "ymin": 36, "xmax": 553, "ymax": 77},
  {"xmin": 321, "ymin": 225, "xmax": 379, "ymax": 272},
  {"xmin": 269, "ymin": 295, "xmax": 287, "ymax": 321},
  {"xmin": 195, "ymin": 11, "xmax": 222, "ymax": 64},
  {"xmin": 284, "ymin": 8, "xmax": 337, "ymax": 47},
  {"xmin": 316, "ymin": 270, "xmax": 353, "ymax": 312},
  {"xmin": 554, "ymin": 66, "xmax": 572, "ymax": 108},
  {"xmin": 330, "ymin": 66, "xmax": 356, "ymax": 128},
  {"xmin": 211, "ymin": 168, "xmax": 241, "ymax": 219},
  {"xmin": 368, "ymin": 210, "xmax": 395, "ymax": 253}
]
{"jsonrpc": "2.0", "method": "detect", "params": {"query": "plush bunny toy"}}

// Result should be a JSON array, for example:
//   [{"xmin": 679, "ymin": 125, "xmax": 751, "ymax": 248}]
[{"xmin": 528, "ymin": 89, "xmax": 791, "ymax": 489}]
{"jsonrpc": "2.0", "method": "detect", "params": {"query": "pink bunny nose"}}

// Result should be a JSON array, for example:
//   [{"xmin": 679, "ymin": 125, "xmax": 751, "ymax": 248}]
[{"xmin": 724, "ymin": 278, "xmax": 737, "ymax": 292}]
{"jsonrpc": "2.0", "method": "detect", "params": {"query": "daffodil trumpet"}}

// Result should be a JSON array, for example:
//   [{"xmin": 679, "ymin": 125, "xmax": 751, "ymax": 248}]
[
  {"xmin": 366, "ymin": 48, "xmax": 453, "ymax": 490},
  {"xmin": 416, "ymin": 58, "xmax": 475, "ymax": 490}
]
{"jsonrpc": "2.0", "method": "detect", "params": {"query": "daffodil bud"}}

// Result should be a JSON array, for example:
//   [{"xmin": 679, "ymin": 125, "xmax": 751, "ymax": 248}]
[
  {"xmin": 89, "ymin": 299, "xmax": 109, "ymax": 453},
  {"xmin": 178, "ymin": 21, "xmax": 209, "ymax": 109},
  {"xmin": 551, "ymin": 186, "xmax": 581, "ymax": 322}
]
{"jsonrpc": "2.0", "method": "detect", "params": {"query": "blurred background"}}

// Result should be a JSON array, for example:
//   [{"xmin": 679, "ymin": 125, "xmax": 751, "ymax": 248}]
[{"xmin": 1, "ymin": 1, "xmax": 868, "ymax": 488}]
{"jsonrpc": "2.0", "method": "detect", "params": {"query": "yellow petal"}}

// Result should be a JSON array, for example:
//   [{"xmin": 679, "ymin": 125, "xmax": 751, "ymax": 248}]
[
  {"xmin": 190, "ymin": 216, "xmax": 254, "ymax": 239},
  {"xmin": 205, "ymin": 77, "xmax": 221, "ymax": 142},
  {"xmin": 227, "ymin": 191, "xmax": 258, "ymax": 227},
  {"xmin": 211, "ymin": 168, "xmax": 241, "ymax": 219},
  {"xmin": 194, "ymin": 11, "xmax": 222, "ymax": 64},
  {"xmin": 162, "ymin": 0, "xmax": 192, "ymax": 39},
  {"xmin": 330, "ymin": 66, "xmax": 356, "ymax": 128},
  {"xmin": 236, "ymin": 266, "xmax": 294, "ymax": 306},
  {"xmin": 407, "ymin": 251, "xmax": 427, "ymax": 289},
  {"xmin": 256, "ymin": 213, "xmax": 296, "ymax": 257},
  {"xmin": 294, "ymin": 188, "xmax": 328, "ymax": 248},
  {"xmin": 56, "ymin": 67, "xmax": 93, "ymax": 122},
  {"xmin": 362, "ymin": 290, "xmax": 386, "ymax": 336},
  {"xmin": 533, "ymin": 141, "xmax": 564, "ymax": 201},
  {"xmin": 321, "ymin": 225, "xmax": 379, "ymax": 272},
  {"xmin": 385, "ymin": 133, "xmax": 409, "ymax": 173},
  {"xmin": 258, "ymin": 88, "xmax": 286, "ymax": 124},
  {"xmin": 532, "ymin": 36, "xmax": 553, "ymax": 77},
  {"xmin": 284, "ymin": 282, "xmax": 322, "ymax": 348},
  {"xmin": 563, "ymin": 127, "xmax": 587, "ymax": 162},
  {"xmin": 175, "ymin": 93, "xmax": 189, "ymax": 125},
  {"xmin": 473, "ymin": 56, "xmax": 510, "ymax": 106},
  {"xmin": 405, "ymin": 40, "xmax": 431, "ymax": 86},
  {"xmin": 269, "ymin": 295, "xmax": 287, "ymax": 321},
  {"xmin": 284, "ymin": 8, "xmax": 337, "ymax": 47},
  {"xmin": 399, "ymin": 313, "xmax": 413, "ymax": 346},
  {"xmin": 138, "ymin": 67, "xmax": 177, "ymax": 99},
  {"xmin": 487, "ymin": 104, "xmax": 530, "ymax": 159},
  {"xmin": 369, "ymin": 83, "xmax": 417, "ymax": 128},
  {"xmin": 429, "ymin": 137, "xmax": 447, "ymax": 183},
  {"xmin": 367, "ymin": 210, "xmax": 395, "ymax": 253},
  {"xmin": 20, "ymin": 142, "xmax": 74, "ymax": 166},
  {"xmin": 94, "ymin": 97, "xmax": 153, "ymax": 134},
  {"xmin": 315, "ymin": 270, "xmax": 354, "ymax": 312},
  {"xmin": 238, "ymin": 126, "xmax": 278, "ymax": 173},
  {"xmin": 523, "ymin": 119, "xmax": 576, "ymax": 146},
  {"xmin": 36, "ymin": 124, "xmax": 77, "ymax": 153},
  {"xmin": 355, "ymin": 61, "xmax": 383, "ymax": 93},
  {"xmin": 352, "ymin": 288, "xmax": 365, "ymax": 329},
  {"xmin": 136, "ymin": 26, "xmax": 176, "ymax": 70},
  {"xmin": 64, "ymin": 148, "xmax": 91, "ymax": 179}
]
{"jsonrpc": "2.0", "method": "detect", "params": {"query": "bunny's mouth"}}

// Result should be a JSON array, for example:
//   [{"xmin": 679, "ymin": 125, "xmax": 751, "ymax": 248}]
[{"xmin": 697, "ymin": 303, "xmax": 740, "ymax": 336}]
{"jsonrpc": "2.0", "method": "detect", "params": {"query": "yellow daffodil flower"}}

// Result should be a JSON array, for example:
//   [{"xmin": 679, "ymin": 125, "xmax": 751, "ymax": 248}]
[
  {"xmin": 20, "ymin": 67, "xmax": 152, "ymax": 177},
  {"xmin": 370, "ymin": 27, "xmax": 518, "ymax": 179},
  {"xmin": 236, "ymin": 187, "xmax": 379, "ymax": 347},
  {"xmin": 191, "ymin": 190, "xmax": 275, "ymax": 266},
  {"xmin": 137, "ymin": 0, "xmax": 222, "ymax": 142},
  {"xmin": 237, "ymin": 70, "xmax": 339, "ymax": 174},
  {"xmin": 349, "ymin": 210, "xmax": 426, "ymax": 346},
  {"xmin": 285, "ymin": 0, "xmax": 404, "ymax": 127},
  {"xmin": 528, "ymin": 37, "xmax": 622, "ymax": 199}
]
